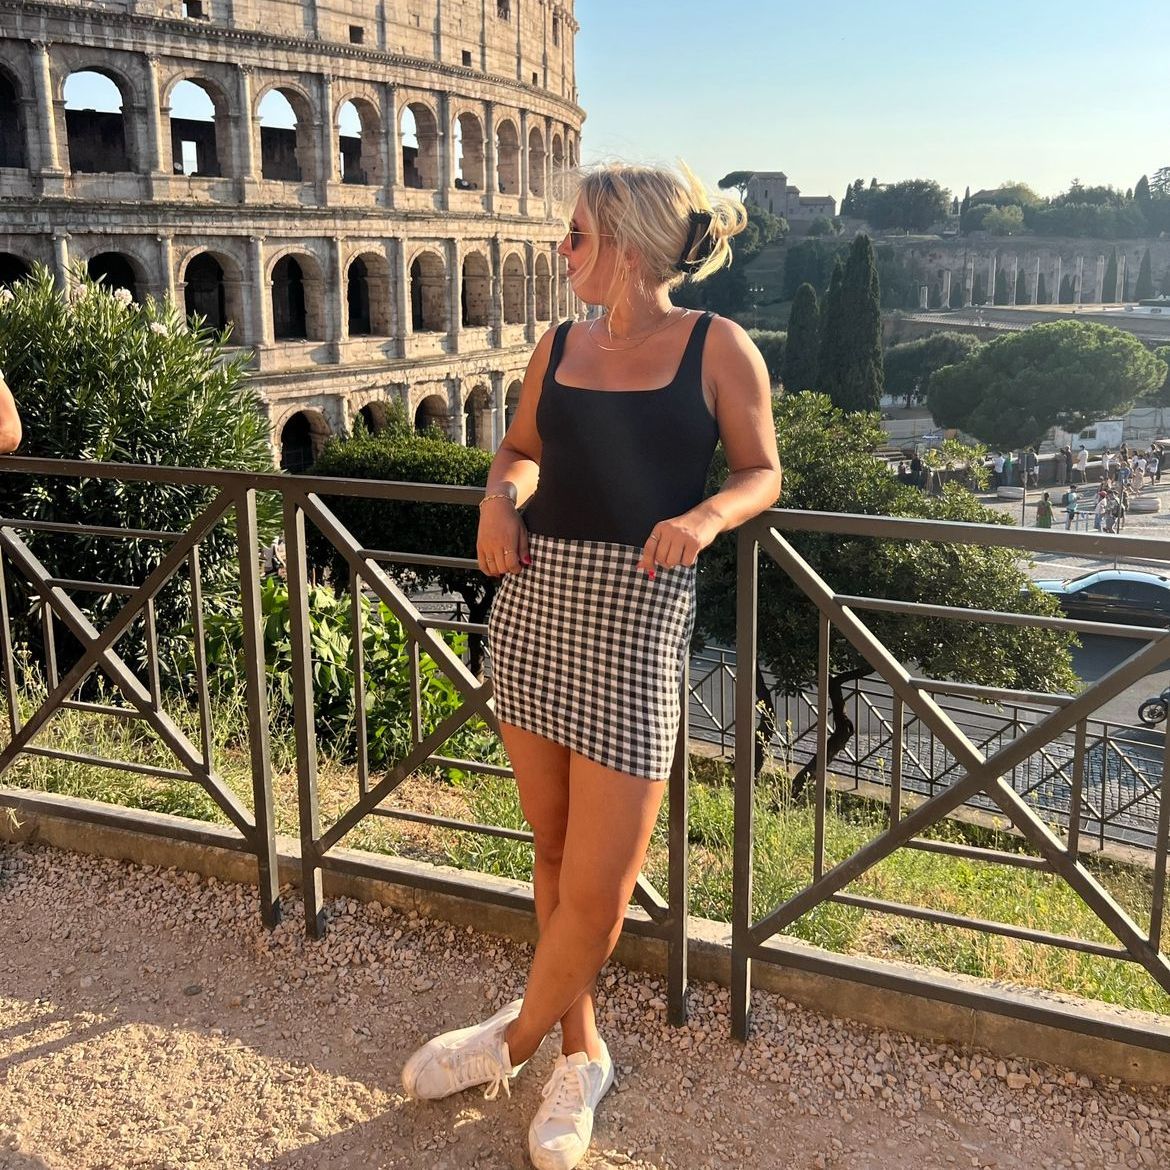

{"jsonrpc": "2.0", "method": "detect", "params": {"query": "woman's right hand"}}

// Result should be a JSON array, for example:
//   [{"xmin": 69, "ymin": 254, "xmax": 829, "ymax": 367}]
[{"xmin": 477, "ymin": 496, "xmax": 531, "ymax": 577}]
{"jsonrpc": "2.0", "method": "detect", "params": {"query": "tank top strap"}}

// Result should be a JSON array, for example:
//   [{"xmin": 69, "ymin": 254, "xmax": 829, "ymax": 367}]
[
  {"xmin": 545, "ymin": 319, "xmax": 574, "ymax": 384},
  {"xmin": 674, "ymin": 311, "xmax": 715, "ymax": 386}
]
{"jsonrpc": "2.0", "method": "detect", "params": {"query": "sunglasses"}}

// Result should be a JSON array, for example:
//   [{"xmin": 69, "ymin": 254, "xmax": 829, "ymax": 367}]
[{"xmin": 566, "ymin": 223, "xmax": 613, "ymax": 251}]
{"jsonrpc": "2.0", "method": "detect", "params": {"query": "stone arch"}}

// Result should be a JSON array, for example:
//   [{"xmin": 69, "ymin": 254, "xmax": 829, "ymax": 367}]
[
  {"xmin": 504, "ymin": 379, "xmax": 522, "ymax": 432},
  {"xmin": 502, "ymin": 252, "xmax": 526, "ymax": 325},
  {"xmin": 279, "ymin": 408, "xmax": 331, "ymax": 472},
  {"xmin": 453, "ymin": 110, "xmax": 484, "ymax": 190},
  {"xmin": 0, "ymin": 252, "xmax": 32, "ymax": 287},
  {"xmin": 166, "ymin": 76, "xmax": 229, "ymax": 177},
  {"xmin": 270, "ymin": 251, "xmax": 326, "ymax": 340},
  {"xmin": 414, "ymin": 391, "xmax": 449, "ymax": 436},
  {"xmin": 400, "ymin": 101, "xmax": 439, "ymax": 189},
  {"xmin": 534, "ymin": 253, "xmax": 551, "ymax": 322},
  {"xmin": 463, "ymin": 383, "xmax": 492, "ymax": 450},
  {"xmin": 257, "ymin": 85, "xmax": 316, "ymax": 183},
  {"xmin": 496, "ymin": 118, "xmax": 519, "ymax": 194},
  {"xmin": 353, "ymin": 400, "xmax": 391, "ymax": 434},
  {"xmin": 461, "ymin": 250, "xmax": 491, "ymax": 327},
  {"xmin": 0, "ymin": 67, "xmax": 27, "ymax": 169},
  {"xmin": 337, "ymin": 96, "xmax": 382, "ymax": 186},
  {"xmin": 63, "ymin": 68, "xmax": 134, "ymax": 173},
  {"xmin": 181, "ymin": 250, "xmax": 244, "ymax": 338},
  {"xmin": 87, "ymin": 251, "xmax": 146, "ymax": 303},
  {"xmin": 409, "ymin": 249, "xmax": 447, "ymax": 332},
  {"xmin": 346, "ymin": 250, "xmax": 391, "ymax": 336},
  {"xmin": 528, "ymin": 124, "xmax": 546, "ymax": 197},
  {"xmin": 551, "ymin": 132, "xmax": 564, "ymax": 177}
]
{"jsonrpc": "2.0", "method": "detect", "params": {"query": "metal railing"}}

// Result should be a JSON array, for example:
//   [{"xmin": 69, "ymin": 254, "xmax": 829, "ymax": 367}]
[{"xmin": 0, "ymin": 459, "xmax": 1166, "ymax": 1051}]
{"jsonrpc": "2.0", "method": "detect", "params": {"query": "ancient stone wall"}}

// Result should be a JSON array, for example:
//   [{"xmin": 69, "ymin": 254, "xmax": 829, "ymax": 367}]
[{"xmin": 0, "ymin": 0, "xmax": 582, "ymax": 467}]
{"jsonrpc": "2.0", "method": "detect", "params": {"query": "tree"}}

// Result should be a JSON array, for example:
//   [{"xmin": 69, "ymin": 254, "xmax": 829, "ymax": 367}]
[
  {"xmin": 972, "ymin": 273, "xmax": 986, "ymax": 306},
  {"xmin": 305, "ymin": 431, "xmax": 496, "ymax": 674},
  {"xmin": 1037, "ymin": 272, "xmax": 1048, "ymax": 304},
  {"xmin": 806, "ymin": 215, "xmax": 837, "ymax": 237},
  {"xmin": 1059, "ymin": 274, "xmax": 1076, "ymax": 304},
  {"xmin": 993, "ymin": 268, "xmax": 1010, "ymax": 305},
  {"xmin": 781, "ymin": 238, "xmax": 846, "ymax": 300},
  {"xmin": 928, "ymin": 320, "xmax": 1167, "ymax": 450},
  {"xmin": 883, "ymin": 332, "xmax": 983, "ymax": 409},
  {"xmin": 960, "ymin": 186, "xmax": 971, "ymax": 219},
  {"xmin": 1150, "ymin": 167, "xmax": 1170, "ymax": 197},
  {"xmin": 1015, "ymin": 267, "xmax": 1029, "ymax": 305},
  {"xmin": 862, "ymin": 179, "xmax": 951, "ymax": 233},
  {"xmin": 949, "ymin": 278, "xmax": 964, "ymax": 309},
  {"xmin": 818, "ymin": 236, "xmax": 883, "ymax": 412},
  {"xmin": 747, "ymin": 329, "xmax": 786, "ymax": 386},
  {"xmin": 1136, "ymin": 248, "xmax": 1155, "ymax": 300},
  {"xmin": 0, "ymin": 264, "xmax": 275, "ymax": 669},
  {"xmin": 694, "ymin": 392, "xmax": 1077, "ymax": 790},
  {"xmin": 1147, "ymin": 346, "xmax": 1170, "ymax": 406},
  {"xmin": 781, "ymin": 283, "xmax": 820, "ymax": 392},
  {"xmin": 1135, "ymin": 174, "xmax": 1152, "ymax": 207},
  {"xmin": 717, "ymin": 170, "xmax": 754, "ymax": 201},
  {"xmin": 1102, "ymin": 248, "xmax": 1118, "ymax": 303},
  {"xmin": 983, "ymin": 205, "xmax": 1025, "ymax": 235}
]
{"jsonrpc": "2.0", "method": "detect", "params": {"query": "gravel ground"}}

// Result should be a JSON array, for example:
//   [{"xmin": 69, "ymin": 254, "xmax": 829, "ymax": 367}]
[{"xmin": 1, "ymin": 842, "xmax": 1167, "ymax": 1170}]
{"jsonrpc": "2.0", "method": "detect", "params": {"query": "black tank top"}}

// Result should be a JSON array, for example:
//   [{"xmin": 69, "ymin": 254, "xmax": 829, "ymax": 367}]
[{"xmin": 523, "ymin": 311, "xmax": 720, "ymax": 547}]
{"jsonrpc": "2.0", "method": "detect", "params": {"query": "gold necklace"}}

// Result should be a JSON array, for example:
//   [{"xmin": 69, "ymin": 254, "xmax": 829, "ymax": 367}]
[{"xmin": 588, "ymin": 307, "xmax": 686, "ymax": 352}]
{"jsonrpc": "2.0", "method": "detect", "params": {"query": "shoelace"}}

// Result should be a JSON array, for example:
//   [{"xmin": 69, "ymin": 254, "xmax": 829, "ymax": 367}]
[
  {"xmin": 453, "ymin": 1047, "xmax": 512, "ymax": 1101},
  {"xmin": 539, "ymin": 1061, "xmax": 588, "ymax": 1117}
]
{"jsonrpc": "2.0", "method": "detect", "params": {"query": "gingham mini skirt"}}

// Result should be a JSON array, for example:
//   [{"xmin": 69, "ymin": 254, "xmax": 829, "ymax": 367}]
[{"xmin": 487, "ymin": 532, "xmax": 695, "ymax": 780}]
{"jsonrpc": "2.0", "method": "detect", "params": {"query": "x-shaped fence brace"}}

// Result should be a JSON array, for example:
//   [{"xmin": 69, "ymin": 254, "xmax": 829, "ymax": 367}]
[{"xmin": 731, "ymin": 519, "xmax": 1170, "ymax": 1039}]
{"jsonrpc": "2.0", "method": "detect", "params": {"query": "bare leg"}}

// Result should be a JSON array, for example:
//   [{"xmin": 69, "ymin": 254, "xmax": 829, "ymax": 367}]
[
  {"xmin": 500, "ymin": 723, "xmax": 600, "ymax": 1058},
  {"xmin": 504, "ymin": 753, "xmax": 666, "ymax": 1066}
]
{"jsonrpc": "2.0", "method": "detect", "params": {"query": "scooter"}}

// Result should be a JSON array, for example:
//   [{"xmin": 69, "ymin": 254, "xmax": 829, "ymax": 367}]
[{"xmin": 1138, "ymin": 686, "xmax": 1170, "ymax": 727}]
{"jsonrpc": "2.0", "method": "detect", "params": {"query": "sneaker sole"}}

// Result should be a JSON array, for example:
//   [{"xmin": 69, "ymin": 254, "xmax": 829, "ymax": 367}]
[{"xmin": 401, "ymin": 998, "xmax": 524, "ymax": 1100}]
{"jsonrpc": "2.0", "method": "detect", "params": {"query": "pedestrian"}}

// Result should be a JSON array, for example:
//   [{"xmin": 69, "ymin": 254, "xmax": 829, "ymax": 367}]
[
  {"xmin": 0, "ymin": 368, "xmax": 22, "ymax": 454},
  {"xmin": 1002, "ymin": 450, "xmax": 1014, "ymax": 487},
  {"xmin": 991, "ymin": 450, "xmax": 1004, "ymax": 490},
  {"xmin": 1062, "ymin": 445, "xmax": 1073, "ymax": 485},
  {"xmin": 909, "ymin": 451, "xmax": 923, "ymax": 490},
  {"xmin": 1075, "ymin": 444, "xmax": 1088, "ymax": 483},
  {"xmin": 1094, "ymin": 486, "xmax": 1107, "ymax": 532},
  {"xmin": 1064, "ymin": 484, "xmax": 1079, "ymax": 529},
  {"xmin": 1120, "ymin": 441, "xmax": 1130, "ymax": 465},
  {"xmin": 1148, "ymin": 451, "xmax": 1160, "ymax": 486},
  {"xmin": 1118, "ymin": 485, "xmax": 1131, "ymax": 531},
  {"xmin": 402, "ymin": 162, "xmax": 783, "ymax": 1170},
  {"xmin": 1134, "ymin": 453, "xmax": 1147, "ymax": 492},
  {"xmin": 1035, "ymin": 491, "xmax": 1054, "ymax": 528},
  {"xmin": 1025, "ymin": 447, "xmax": 1038, "ymax": 488},
  {"xmin": 1104, "ymin": 489, "xmax": 1121, "ymax": 534}
]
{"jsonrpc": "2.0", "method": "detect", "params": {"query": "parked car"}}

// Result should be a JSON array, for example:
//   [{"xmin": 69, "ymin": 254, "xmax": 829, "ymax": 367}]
[{"xmin": 1032, "ymin": 569, "xmax": 1170, "ymax": 627}]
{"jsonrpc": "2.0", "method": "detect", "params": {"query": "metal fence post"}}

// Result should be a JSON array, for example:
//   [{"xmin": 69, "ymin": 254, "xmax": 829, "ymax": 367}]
[{"xmin": 667, "ymin": 660, "xmax": 690, "ymax": 1025}]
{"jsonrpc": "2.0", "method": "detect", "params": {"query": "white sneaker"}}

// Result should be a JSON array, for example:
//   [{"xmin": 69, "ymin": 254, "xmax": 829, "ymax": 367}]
[
  {"xmin": 401, "ymin": 998, "xmax": 526, "ymax": 1101},
  {"xmin": 527, "ymin": 1041, "xmax": 614, "ymax": 1170}
]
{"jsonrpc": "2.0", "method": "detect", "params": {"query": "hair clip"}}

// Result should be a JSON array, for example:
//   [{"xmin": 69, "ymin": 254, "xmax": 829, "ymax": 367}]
[{"xmin": 675, "ymin": 210, "xmax": 715, "ymax": 273}]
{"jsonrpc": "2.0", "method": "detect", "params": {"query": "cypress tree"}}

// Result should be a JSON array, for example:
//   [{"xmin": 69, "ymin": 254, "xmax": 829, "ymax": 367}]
[
  {"xmin": 819, "ymin": 235, "xmax": 883, "ymax": 412},
  {"xmin": 949, "ymin": 278, "xmax": 964, "ymax": 309},
  {"xmin": 817, "ymin": 258, "xmax": 845, "ymax": 396},
  {"xmin": 1135, "ymin": 174, "xmax": 1152, "ymax": 207},
  {"xmin": 993, "ymin": 268, "xmax": 1009, "ymax": 305},
  {"xmin": 1059, "ymin": 274, "xmax": 1075, "ymax": 303},
  {"xmin": 1102, "ymin": 247, "xmax": 1118, "ymax": 302},
  {"xmin": 1015, "ymin": 267, "xmax": 1029, "ymax": 305},
  {"xmin": 1136, "ymin": 248, "xmax": 1155, "ymax": 299},
  {"xmin": 972, "ymin": 273, "xmax": 986, "ymax": 306},
  {"xmin": 781, "ymin": 282, "xmax": 820, "ymax": 392},
  {"xmin": 1037, "ymin": 272, "xmax": 1048, "ymax": 304}
]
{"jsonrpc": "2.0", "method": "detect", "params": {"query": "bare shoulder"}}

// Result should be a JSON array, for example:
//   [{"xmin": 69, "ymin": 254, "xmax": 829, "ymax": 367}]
[{"xmin": 702, "ymin": 314, "xmax": 769, "ymax": 391}]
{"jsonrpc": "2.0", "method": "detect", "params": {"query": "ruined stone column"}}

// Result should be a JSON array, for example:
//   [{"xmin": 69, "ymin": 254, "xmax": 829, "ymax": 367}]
[
  {"xmin": 918, "ymin": 284, "xmax": 928, "ymax": 310},
  {"xmin": 157, "ymin": 235, "xmax": 176, "ymax": 304},
  {"xmin": 1009, "ymin": 255, "xmax": 1019, "ymax": 305},
  {"xmin": 1053, "ymin": 256, "xmax": 1063, "ymax": 304},
  {"xmin": 1095, "ymin": 254, "xmax": 1106, "ymax": 303},
  {"xmin": 143, "ymin": 54, "xmax": 166, "ymax": 175},
  {"xmin": 382, "ymin": 83, "xmax": 399, "ymax": 205},
  {"xmin": 52, "ymin": 233, "xmax": 69, "ymax": 289},
  {"xmin": 248, "ymin": 236, "xmax": 270, "ymax": 349},
  {"xmin": 446, "ymin": 238, "xmax": 462, "ymax": 350},
  {"xmin": 941, "ymin": 269, "xmax": 952, "ymax": 308},
  {"xmin": 987, "ymin": 253, "xmax": 997, "ymax": 304},
  {"xmin": 235, "ymin": 65, "xmax": 257, "ymax": 185},
  {"xmin": 483, "ymin": 99, "xmax": 496, "ymax": 213},
  {"xmin": 328, "ymin": 236, "xmax": 346, "ymax": 355},
  {"xmin": 519, "ymin": 108, "xmax": 530, "ymax": 217},
  {"xmin": 525, "ymin": 241, "xmax": 538, "ymax": 343},
  {"xmin": 390, "ymin": 237, "xmax": 410, "ymax": 352},
  {"xmin": 963, "ymin": 256, "xmax": 974, "ymax": 307},
  {"xmin": 1075, "ymin": 255, "xmax": 1085, "ymax": 303},
  {"xmin": 1031, "ymin": 255, "xmax": 1041, "ymax": 304},
  {"xmin": 437, "ymin": 92, "xmax": 451, "ymax": 209},
  {"xmin": 317, "ymin": 73, "xmax": 336, "ymax": 202},
  {"xmin": 30, "ymin": 41, "xmax": 62, "ymax": 176},
  {"xmin": 1118, "ymin": 253, "xmax": 1128, "ymax": 302},
  {"xmin": 543, "ymin": 115, "xmax": 554, "ymax": 217},
  {"xmin": 490, "ymin": 234, "xmax": 503, "ymax": 344}
]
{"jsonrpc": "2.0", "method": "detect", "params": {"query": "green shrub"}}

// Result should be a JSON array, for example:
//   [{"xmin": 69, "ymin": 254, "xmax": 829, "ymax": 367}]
[
  {"xmin": 0, "ymin": 264, "xmax": 276, "ymax": 674},
  {"xmin": 180, "ymin": 575, "xmax": 485, "ymax": 767}
]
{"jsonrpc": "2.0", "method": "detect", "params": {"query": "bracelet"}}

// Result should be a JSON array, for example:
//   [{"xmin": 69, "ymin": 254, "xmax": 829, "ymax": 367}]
[{"xmin": 479, "ymin": 492, "xmax": 516, "ymax": 508}]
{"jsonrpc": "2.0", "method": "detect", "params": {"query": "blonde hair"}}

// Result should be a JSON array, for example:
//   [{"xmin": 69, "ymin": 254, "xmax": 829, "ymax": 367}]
[{"xmin": 563, "ymin": 161, "xmax": 748, "ymax": 301}]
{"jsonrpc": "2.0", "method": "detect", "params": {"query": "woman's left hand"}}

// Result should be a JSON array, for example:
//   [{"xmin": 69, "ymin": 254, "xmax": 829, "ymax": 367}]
[{"xmin": 635, "ymin": 511, "xmax": 722, "ymax": 578}]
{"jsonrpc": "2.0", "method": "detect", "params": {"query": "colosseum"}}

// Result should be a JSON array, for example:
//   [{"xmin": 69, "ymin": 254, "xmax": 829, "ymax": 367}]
[{"xmin": 0, "ymin": 0, "xmax": 584, "ymax": 469}]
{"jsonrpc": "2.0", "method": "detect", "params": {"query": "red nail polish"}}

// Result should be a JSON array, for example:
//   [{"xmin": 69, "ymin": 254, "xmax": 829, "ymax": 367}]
[{"xmin": 522, "ymin": 554, "xmax": 532, "ymax": 565}]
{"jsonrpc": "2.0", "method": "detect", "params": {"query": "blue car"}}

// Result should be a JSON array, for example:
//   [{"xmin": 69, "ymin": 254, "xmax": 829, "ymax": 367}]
[{"xmin": 1032, "ymin": 569, "xmax": 1170, "ymax": 627}]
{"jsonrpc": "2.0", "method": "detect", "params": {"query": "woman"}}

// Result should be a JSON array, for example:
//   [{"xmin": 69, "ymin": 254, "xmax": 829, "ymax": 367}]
[
  {"xmin": 401, "ymin": 163, "xmax": 781, "ymax": 1170},
  {"xmin": 1035, "ymin": 491, "xmax": 1054, "ymax": 529}
]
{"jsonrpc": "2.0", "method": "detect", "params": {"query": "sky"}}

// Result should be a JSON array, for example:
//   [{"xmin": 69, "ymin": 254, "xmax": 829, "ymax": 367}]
[{"xmin": 574, "ymin": 0, "xmax": 1170, "ymax": 204}]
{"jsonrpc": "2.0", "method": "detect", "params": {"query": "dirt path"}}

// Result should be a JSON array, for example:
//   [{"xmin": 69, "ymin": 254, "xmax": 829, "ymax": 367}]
[{"xmin": 0, "ymin": 842, "xmax": 1166, "ymax": 1170}]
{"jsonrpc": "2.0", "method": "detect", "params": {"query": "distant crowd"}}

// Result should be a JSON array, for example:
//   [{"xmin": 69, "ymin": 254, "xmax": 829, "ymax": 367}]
[{"xmin": 1042, "ymin": 442, "xmax": 1163, "ymax": 533}]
